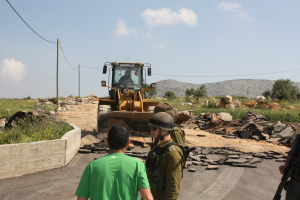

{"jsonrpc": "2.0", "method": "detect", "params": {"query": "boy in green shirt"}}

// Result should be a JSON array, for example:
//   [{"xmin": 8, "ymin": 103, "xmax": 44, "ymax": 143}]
[{"xmin": 76, "ymin": 125, "xmax": 153, "ymax": 200}]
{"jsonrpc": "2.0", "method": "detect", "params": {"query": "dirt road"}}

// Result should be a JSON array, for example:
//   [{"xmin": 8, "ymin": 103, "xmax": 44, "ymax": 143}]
[{"xmin": 59, "ymin": 103, "xmax": 290, "ymax": 154}]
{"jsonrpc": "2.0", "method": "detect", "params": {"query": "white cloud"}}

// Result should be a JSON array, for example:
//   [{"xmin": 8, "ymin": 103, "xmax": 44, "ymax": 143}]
[
  {"xmin": 141, "ymin": 8, "xmax": 198, "ymax": 27},
  {"xmin": 218, "ymin": 2, "xmax": 251, "ymax": 20},
  {"xmin": 0, "ymin": 58, "xmax": 28, "ymax": 84},
  {"xmin": 114, "ymin": 19, "xmax": 138, "ymax": 37}
]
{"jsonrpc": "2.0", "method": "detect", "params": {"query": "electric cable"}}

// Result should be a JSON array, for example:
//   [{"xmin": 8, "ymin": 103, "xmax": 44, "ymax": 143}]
[
  {"xmin": 80, "ymin": 66, "xmax": 102, "ymax": 70},
  {"xmin": 59, "ymin": 43, "xmax": 77, "ymax": 69},
  {"xmin": 6, "ymin": 0, "xmax": 56, "ymax": 44},
  {"xmin": 152, "ymin": 68, "xmax": 300, "ymax": 78}
]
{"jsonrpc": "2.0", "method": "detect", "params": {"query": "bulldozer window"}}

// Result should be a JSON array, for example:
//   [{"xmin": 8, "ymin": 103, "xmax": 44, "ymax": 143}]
[{"xmin": 113, "ymin": 66, "xmax": 142, "ymax": 89}]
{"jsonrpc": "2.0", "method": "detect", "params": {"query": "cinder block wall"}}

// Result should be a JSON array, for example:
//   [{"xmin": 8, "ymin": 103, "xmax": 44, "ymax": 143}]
[{"xmin": 0, "ymin": 123, "xmax": 81, "ymax": 179}]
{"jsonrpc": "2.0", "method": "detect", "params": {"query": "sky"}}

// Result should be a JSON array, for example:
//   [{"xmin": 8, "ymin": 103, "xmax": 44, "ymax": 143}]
[{"xmin": 1, "ymin": 0, "xmax": 300, "ymax": 99}]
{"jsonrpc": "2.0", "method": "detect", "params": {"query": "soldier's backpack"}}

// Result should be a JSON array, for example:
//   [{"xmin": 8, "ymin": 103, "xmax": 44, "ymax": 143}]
[{"xmin": 170, "ymin": 125, "xmax": 185, "ymax": 147}]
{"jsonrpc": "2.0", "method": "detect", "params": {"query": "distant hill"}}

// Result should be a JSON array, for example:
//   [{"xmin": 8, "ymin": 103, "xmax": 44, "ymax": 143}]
[{"xmin": 155, "ymin": 79, "xmax": 300, "ymax": 98}]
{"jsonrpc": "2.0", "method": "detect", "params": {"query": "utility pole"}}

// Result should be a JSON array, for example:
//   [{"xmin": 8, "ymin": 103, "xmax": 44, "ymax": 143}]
[
  {"xmin": 247, "ymin": 87, "xmax": 249, "ymax": 98},
  {"xmin": 78, "ymin": 64, "xmax": 80, "ymax": 98},
  {"xmin": 56, "ymin": 38, "xmax": 59, "ymax": 109}
]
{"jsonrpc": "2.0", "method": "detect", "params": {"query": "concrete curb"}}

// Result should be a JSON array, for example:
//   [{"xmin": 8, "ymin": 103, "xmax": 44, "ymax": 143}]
[{"xmin": 0, "ymin": 123, "xmax": 81, "ymax": 179}]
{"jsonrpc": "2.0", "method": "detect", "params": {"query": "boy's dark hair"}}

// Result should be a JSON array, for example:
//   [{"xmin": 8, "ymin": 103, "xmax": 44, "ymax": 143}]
[{"xmin": 108, "ymin": 125, "xmax": 129, "ymax": 150}]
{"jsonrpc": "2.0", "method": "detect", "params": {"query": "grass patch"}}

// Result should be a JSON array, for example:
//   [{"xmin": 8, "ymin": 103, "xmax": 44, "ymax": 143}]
[
  {"xmin": 0, "ymin": 98, "xmax": 72, "ymax": 145},
  {"xmin": 0, "ymin": 99, "xmax": 57, "ymax": 118},
  {"xmin": 0, "ymin": 115, "xmax": 73, "ymax": 145}
]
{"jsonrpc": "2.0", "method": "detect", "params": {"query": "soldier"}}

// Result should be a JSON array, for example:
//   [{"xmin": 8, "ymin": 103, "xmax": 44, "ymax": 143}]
[
  {"xmin": 146, "ymin": 112, "xmax": 185, "ymax": 200},
  {"xmin": 279, "ymin": 133, "xmax": 300, "ymax": 200},
  {"xmin": 153, "ymin": 103, "xmax": 185, "ymax": 147}
]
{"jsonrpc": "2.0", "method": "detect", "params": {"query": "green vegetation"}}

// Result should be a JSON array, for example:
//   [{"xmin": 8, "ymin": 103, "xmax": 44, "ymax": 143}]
[
  {"xmin": 185, "ymin": 85, "xmax": 208, "ymax": 100},
  {"xmin": 143, "ymin": 83, "xmax": 157, "ymax": 99},
  {"xmin": 164, "ymin": 91, "xmax": 176, "ymax": 100},
  {"xmin": 0, "ymin": 98, "xmax": 72, "ymax": 145},
  {"xmin": 264, "ymin": 79, "xmax": 300, "ymax": 101},
  {"xmin": 155, "ymin": 96, "xmax": 300, "ymax": 123},
  {"xmin": 0, "ymin": 99, "xmax": 57, "ymax": 118},
  {"xmin": 0, "ymin": 115, "xmax": 73, "ymax": 145}
]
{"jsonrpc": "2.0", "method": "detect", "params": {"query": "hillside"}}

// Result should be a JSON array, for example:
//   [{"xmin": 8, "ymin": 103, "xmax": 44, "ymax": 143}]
[{"xmin": 155, "ymin": 79, "xmax": 300, "ymax": 98}]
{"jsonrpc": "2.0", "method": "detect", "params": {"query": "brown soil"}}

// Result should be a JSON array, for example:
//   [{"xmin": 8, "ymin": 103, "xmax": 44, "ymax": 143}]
[{"xmin": 58, "ymin": 103, "xmax": 291, "ymax": 154}]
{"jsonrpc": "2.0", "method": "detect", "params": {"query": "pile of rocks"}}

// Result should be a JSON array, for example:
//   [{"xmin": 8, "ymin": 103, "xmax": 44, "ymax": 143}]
[
  {"xmin": 174, "ymin": 110, "xmax": 298, "ymax": 146},
  {"xmin": 210, "ymin": 111, "xmax": 298, "ymax": 145}
]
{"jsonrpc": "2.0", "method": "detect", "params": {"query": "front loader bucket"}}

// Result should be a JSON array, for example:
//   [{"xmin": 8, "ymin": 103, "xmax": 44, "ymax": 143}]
[{"xmin": 97, "ymin": 111, "xmax": 154, "ymax": 134}]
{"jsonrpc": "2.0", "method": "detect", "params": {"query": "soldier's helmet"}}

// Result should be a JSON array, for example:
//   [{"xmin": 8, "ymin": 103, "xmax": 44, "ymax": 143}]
[{"xmin": 149, "ymin": 112, "xmax": 174, "ymax": 131}]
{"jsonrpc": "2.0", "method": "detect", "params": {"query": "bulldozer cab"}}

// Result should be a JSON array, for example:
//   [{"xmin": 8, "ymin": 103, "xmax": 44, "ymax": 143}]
[
  {"xmin": 112, "ymin": 64, "xmax": 143, "ymax": 90},
  {"xmin": 98, "ymin": 62, "xmax": 159, "ymax": 134}
]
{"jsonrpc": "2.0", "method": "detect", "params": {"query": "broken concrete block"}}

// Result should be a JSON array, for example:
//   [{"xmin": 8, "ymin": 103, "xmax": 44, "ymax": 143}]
[{"xmin": 272, "ymin": 126, "xmax": 295, "ymax": 139}]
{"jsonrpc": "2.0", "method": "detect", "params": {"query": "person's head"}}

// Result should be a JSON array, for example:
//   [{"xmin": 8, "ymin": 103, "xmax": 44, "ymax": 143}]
[
  {"xmin": 125, "ymin": 70, "xmax": 130, "ymax": 77},
  {"xmin": 107, "ymin": 125, "xmax": 129, "ymax": 150},
  {"xmin": 148, "ymin": 112, "xmax": 174, "ymax": 139}
]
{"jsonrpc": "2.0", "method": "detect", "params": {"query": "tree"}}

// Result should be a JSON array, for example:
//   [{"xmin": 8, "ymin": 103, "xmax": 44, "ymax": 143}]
[
  {"xmin": 271, "ymin": 79, "xmax": 299, "ymax": 101},
  {"xmin": 262, "ymin": 90, "xmax": 271, "ymax": 100},
  {"xmin": 193, "ymin": 85, "xmax": 207, "ymax": 100},
  {"xmin": 185, "ymin": 88, "xmax": 194, "ymax": 96},
  {"xmin": 143, "ymin": 84, "xmax": 157, "ymax": 99},
  {"xmin": 164, "ymin": 91, "xmax": 176, "ymax": 100},
  {"xmin": 186, "ymin": 85, "xmax": 207, "ymax": 100}
]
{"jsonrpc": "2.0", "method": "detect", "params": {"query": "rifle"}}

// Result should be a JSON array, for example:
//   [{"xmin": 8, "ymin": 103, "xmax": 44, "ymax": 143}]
[{"xmin": 273, "ymin": 163, "xmax": 294, "ymax": 200}]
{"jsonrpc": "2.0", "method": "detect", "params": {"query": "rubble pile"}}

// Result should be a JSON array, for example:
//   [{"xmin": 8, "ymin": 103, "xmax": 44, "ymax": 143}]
[
  {"xmin": 210, "ymin": 111, "xmax": 298, "ymax": 145},
  {"xmin": 37, "ymin": 94, "xmax": 99, "ymax": 112},
  {"xmin": 175, "ymin": 110, "xmax": 298, "ymax": 146},
  {"xmin": 79, "ymin": 134, "xmax": 287, "ymax": 170}
]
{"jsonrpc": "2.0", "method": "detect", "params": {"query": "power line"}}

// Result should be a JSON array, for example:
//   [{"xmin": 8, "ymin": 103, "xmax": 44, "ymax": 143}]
[
  {"xmin": 59, "ymin": 43, "xmax": 77, "ymax": 69},
  {"xmin": 152, "ymin": 68, "xmax": 300, "ymax": 78},
  {"xmin": 6, "ymin": 0, "xmax": 56, "ymax": 44},
  {"xmin": 81, "ymin": 66, "xmax": 102, "ymax": 70}
]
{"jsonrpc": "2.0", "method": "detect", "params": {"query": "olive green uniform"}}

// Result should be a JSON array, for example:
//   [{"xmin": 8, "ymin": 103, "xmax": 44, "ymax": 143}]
[
  {"xmin": 146, "ymin": 139, "xmax": 184, "ymax": 200},
  {"xmin": 286, "ymin": 134, "xmax": 300, "ymax": 200}
]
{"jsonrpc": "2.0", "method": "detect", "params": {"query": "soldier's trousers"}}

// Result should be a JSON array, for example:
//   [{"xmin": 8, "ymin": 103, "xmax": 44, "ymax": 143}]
[{"xmin": 286, "ymin": 178, "xmax": 300, "ymax": 200}]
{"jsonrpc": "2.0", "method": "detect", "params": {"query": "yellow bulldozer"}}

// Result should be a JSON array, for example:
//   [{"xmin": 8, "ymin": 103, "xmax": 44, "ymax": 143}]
[{"xmin": 97, "ymin": 62, "xmax": 159, "ymax": 135}]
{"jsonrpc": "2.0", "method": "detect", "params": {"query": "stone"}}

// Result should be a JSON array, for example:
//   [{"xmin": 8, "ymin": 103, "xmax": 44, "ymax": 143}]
[
  {"xmin": 249, "ymin": 158, "xmax": 263, "ymax": 165},
  {"xmin": 225, "ymin": 158, "xmax": 249, "ymax": 165},
  {"xmin": 206, "ymin": 165, "xmax": 219, "ymax": 170},
  {"xmin": 189, "ymin": 155, "xmax": 201, "ymax": 162},
  {"xmin": 192, "ymin": 161, "xmax": 202, "ymax": 165},
  {"xmin": 81, "ymin": 134, "xmax": 100, "ymax": 145},
  {"xmin": 78, "ymin": 149, "xmax": 91, "ymax": 153},
  {"xmin": 188, "ymin": 168, "xmax": 196, "ymax": 172}
]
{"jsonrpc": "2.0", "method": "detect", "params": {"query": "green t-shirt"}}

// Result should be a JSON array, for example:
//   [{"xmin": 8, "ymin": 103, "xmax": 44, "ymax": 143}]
[{"xmin": 75, "ymin": 153, "xmax": 150, "ymax": 200}]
